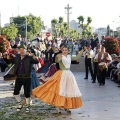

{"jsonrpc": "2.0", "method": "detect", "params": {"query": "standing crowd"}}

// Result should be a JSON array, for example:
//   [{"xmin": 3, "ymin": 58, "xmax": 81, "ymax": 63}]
[{"xmin": 0, "ymin": 33, "xmax": 120, "ymax": 113}]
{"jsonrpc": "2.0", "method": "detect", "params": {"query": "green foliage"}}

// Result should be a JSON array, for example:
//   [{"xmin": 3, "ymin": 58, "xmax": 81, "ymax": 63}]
[
  {"xmin": 51, "ymin": 17, "xmax": 80, "ymax": 39},
  {"xmin": 77, "ymin": 16, "xmax": 84, "ymax": 25},
  {"xmin": 1, "ymin": 23, "xmax": 18, "ymax": 40},
  {"xmin": 13, "ymin": 14, "xmax": 43, "ymax": 39},
  {"xmin": 104, "ymin": 37, "xmax": 120, "ymax": 55},
  {"xmin": 82, "ymin": 25, "xmax": 93, "ymax": 37},
  {"xmin": 51, "ymin": 18, "xmax": 58, "ymax": 37},
  {"xmin": 77, "ymin": 16, "xmax": 93, "ymax": 37},
  {"xmin": 87, "ymin": 17, "xmax": 92, "ymax": 25},
  {"xmin": 58, "ymin": 17, "xmax": 63, "ymax": 24},
  {"xmin": 70, "ymin": 29, "xmax": 80, "ymax": 39}
]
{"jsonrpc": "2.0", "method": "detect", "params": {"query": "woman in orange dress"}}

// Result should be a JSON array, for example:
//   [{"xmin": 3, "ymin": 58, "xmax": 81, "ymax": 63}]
[{"xmin": 32, "ymin": 46, "xmax": 83, "ymax": 114}]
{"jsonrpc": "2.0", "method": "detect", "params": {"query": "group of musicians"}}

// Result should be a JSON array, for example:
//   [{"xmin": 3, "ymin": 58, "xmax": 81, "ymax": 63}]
[{"xmin": 83, "ymin": 45, "xmax": 112, "ymax": 86}]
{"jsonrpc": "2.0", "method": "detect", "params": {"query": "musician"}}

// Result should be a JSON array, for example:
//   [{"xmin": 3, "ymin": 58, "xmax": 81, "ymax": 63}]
[
  {"xmin": 94, "ymin": 46, "xmax": 112, "ymax": 86},
  {"xmin": 10, "ymin": 45, "xmax": 39, "ymax": 112},
  {"xmin": 92, "ymin": 46, "xmax": 101, "ymax": 83},
  {"xmin": 83, "ymin": 45, "xmax": 94, "ymax": 80}
]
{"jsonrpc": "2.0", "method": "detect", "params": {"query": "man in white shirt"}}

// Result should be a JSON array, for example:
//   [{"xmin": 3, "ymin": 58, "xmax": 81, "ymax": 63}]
[{"xmin": 83, "ymin": 45, "xmax": 94, "ymax": 80}]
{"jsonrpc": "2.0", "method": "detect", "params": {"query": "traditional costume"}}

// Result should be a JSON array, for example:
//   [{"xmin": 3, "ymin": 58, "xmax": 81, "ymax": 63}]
[
  {"xmin": 83, "ymin": 47, "xmax": 94, "ymax": 80},
  {"xmin": 12, "ymin": 45, "xmax": 39, "ymax": 112},
  {"xmin": 95, "ymin": 51, "xmax": 112, "ymax": 85},
  {"xmin": 32, "ymin": 50, "xmax": 83, "ymax": 111},
  {"xmin": 92, "ymin": 48, "xmax": 99, "ymax": 83}
]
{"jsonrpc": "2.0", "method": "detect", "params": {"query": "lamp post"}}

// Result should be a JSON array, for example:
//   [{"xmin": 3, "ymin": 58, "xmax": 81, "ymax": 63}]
[{"xmin": 64, "ymin": 4, "xmax": 72, "ymax": 39}]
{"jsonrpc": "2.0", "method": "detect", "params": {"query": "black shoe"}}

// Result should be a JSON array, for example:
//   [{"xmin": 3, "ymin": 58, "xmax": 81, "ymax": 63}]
[
  {"xmin": 99, "ymin": 83, "xmax": 101, "ymax": 86},
  {"xmin": 92, "ymin": 81, "xmax": 96, "ymax": 83},
  {"xmin": 84, "ymin": 77, "xmax": 88, "ymax": 79}
]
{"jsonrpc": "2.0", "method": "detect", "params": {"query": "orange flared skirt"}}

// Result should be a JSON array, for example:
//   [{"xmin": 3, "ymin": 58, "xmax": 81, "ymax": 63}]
[{"xmin": 32, "ymin": 70, "xmax": 82, "ymax": 109}]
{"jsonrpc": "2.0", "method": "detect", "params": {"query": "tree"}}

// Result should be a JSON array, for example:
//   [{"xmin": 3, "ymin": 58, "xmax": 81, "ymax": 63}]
[
  {"xmin": 13, "ymin": 14, "xmax": 43, "ymax": 39},
  {"xmin": 51, "ymin": 18, "xmax": 58, "ymax": 37},
  {"xmin": 77, "ymin": 16, "xmax": 93, "ymax": 37},
  {"xmin": 58, "ymin": 17, "xmax": 63, "ymax": 37},
  {"xmin": 77, "ymin": 16, "xmax": 84, "ymax": 28},
  {"xmin": 1, "ymin": 23, "xmax": 18, "ymax": 40},
  {"xmin": 51, "ymin": 17, "xmax": 81, "ymax": 39}
]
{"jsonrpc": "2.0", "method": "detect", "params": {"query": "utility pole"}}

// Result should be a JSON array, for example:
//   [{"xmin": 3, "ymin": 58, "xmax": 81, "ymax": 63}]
[
  {"xmin": 26, "ymin": 16, "xmax": 27, "ymax": 42},
  {"xmin": 64, "ymin": 4, "xmax": 72, "ymax": 39}
]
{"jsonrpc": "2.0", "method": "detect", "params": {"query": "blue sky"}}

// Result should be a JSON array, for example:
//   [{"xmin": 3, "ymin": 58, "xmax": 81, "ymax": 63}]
[{"xmin": 0, "ymin": 0, "xmax": 120, "ymax": 29}]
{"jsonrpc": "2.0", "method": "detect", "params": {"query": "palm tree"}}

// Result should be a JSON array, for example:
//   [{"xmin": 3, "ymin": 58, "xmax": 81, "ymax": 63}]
[
  {"xmin": 77, "ymin": 16, "xmax": 84, "ymax": 29},
  {"xmin": 70, "ymin": 29, "xmax": 74, "ymax": 38},
  {"xmin": 59, "ymin": 17, "xmax": 63, "ymax": 27},
  {"xmin": 87, "ymin": 17, "xmax": 92, "ymax": 25},
  {"xmin": 58, "ymin": 17, "xmax": 63, "ymax": 37},
  {"xmin": 63, "ymin": 22, "xmax": 68, "ymax": 37},
  {"xmin": 77, "ymin": 16, "xmax": 93, "ymax": 38},
  {"xmin": 51, "ymin": 18, "xmax": 58, "ymax": 37},
  {"xmin": 63, "ymin": 22, "xmax": 67, "ymax": 29}
]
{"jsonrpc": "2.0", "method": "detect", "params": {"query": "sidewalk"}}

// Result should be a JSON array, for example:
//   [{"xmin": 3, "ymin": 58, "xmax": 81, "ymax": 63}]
[{"xmin": 0, "ymin": 72, "xmax": 120, "ymax": 120}]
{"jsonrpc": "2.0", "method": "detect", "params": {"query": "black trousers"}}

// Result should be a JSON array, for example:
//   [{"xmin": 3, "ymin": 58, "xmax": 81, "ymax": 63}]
[
  {"xmin": 98, "ymin": 68, "xmax": 107, "ymax": 84},
  {"xmin": 14, "ymin": 77, "xmax": 31, "ymax": 98},
  {"xmin": 85, "ymin": 58, "xmax": 94, "ymax": 78},
  {"xmin": 93, "ymin": 62, "xmax": 99, "ymax": 82}
]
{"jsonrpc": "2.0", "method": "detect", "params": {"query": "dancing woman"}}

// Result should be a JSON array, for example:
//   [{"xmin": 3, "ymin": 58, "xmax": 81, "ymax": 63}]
[{"xmin": 32, "ymin": 47, "xmax": 83, "ymax": 114}]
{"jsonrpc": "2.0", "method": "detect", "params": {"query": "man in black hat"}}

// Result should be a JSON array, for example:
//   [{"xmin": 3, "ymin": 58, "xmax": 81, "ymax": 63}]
[{"xmin": 11, "ymin": 45, "xmax": 39, "ymax": 112}]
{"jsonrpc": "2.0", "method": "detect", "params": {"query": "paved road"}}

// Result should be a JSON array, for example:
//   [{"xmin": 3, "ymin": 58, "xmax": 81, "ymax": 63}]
[{"xmin": 0, "ymin": 71, "xmax": 120, "ymax": 120}]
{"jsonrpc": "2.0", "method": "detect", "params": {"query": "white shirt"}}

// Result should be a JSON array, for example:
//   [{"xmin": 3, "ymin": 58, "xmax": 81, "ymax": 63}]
[
  {"xmin": 83, "ymin": 49, "xmax": 93, "ymax": 58},
  {"xmin": 62, "ymin": 55, "xmax": 71, "ymax": 69},
  {"xmin": 95, "ymin": 53, "xmax": 112, "ymax": 61}
]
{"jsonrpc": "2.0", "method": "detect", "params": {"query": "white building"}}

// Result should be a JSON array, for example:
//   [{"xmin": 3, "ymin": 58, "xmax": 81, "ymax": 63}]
[
  {"xmin": 70, "ymin": 20, "xmax": 78, "ymax": 30},
  {"xmin": 95, "ymin": 27, "xmax": 107, "ymax": 39},
  {"xmin": 69, "ymin": 20, "xmax": 84, "ymax": 35}
]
